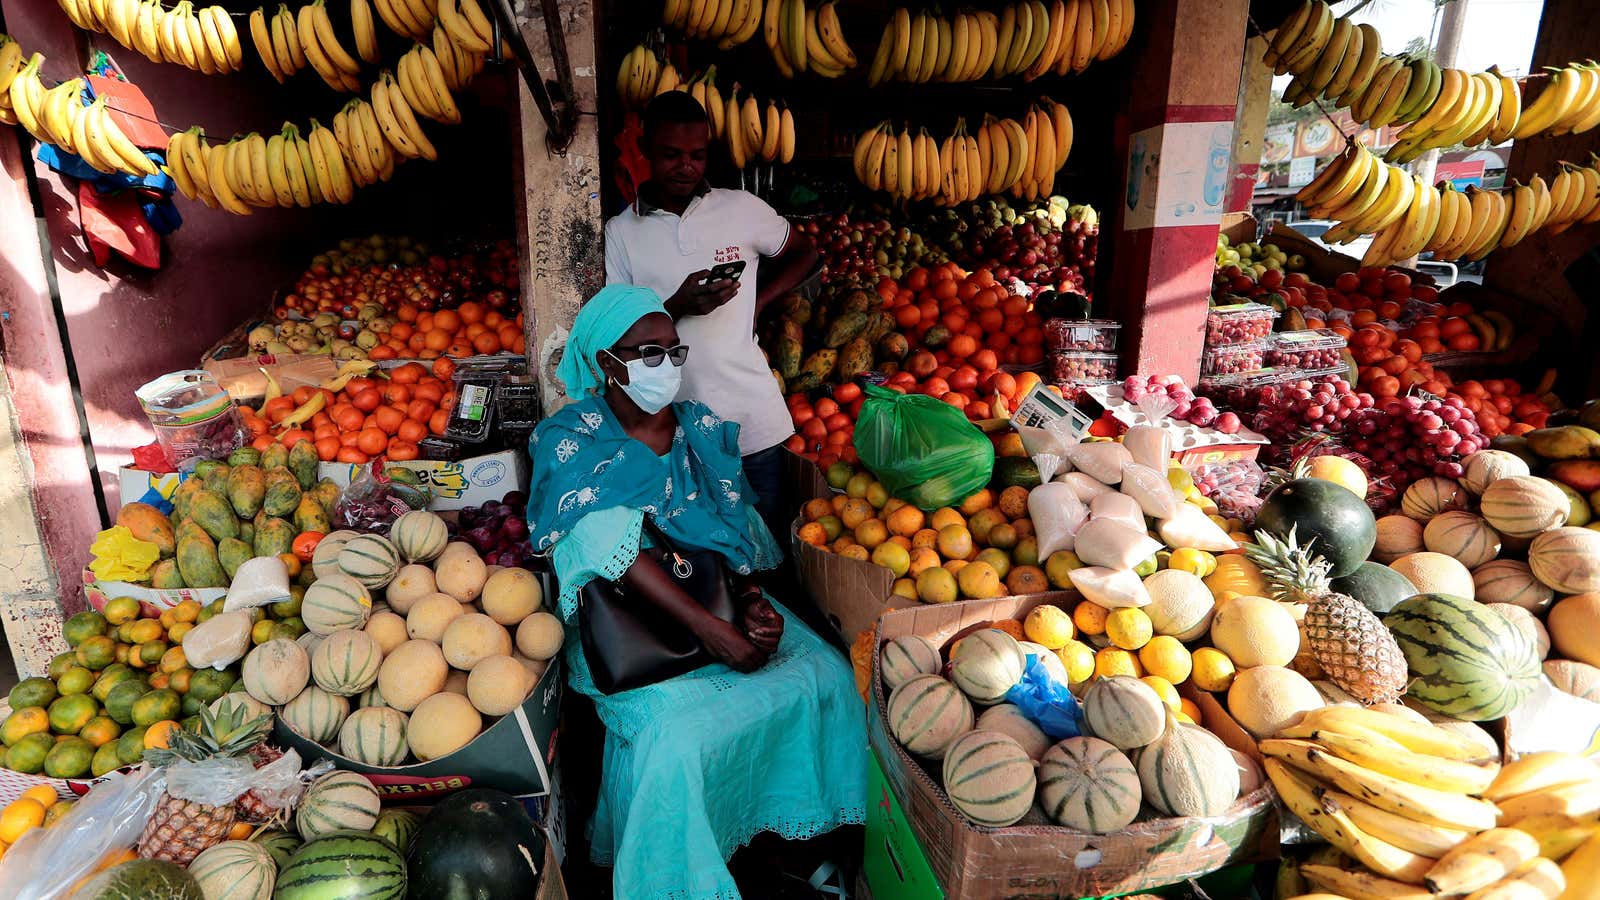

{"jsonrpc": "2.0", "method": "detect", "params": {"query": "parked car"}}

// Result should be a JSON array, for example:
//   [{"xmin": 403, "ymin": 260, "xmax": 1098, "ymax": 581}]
[{"xmin": 1284, "ymin": 218, "xmax": 1374, "ymax": 262}]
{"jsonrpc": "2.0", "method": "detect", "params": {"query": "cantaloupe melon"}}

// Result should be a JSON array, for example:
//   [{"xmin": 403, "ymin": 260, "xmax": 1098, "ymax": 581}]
[
  {"xmin": 1530, "ymin": 529, "xmax": 1600, "ymax": 595},
  {"xmin": 280, "ymin": 685, "xmax": 350, "ymax": 743},
  {"xmin": 187, "ymin": 840, "xmax": 276, "ymax": 900},
  {"xmin": 1486, "ymin": 603, "xmax": 1550, "ymax": 660},
  {"xmin": 1401, "ymin": 477, "xmax": 1468, "ymax": 522},
  {"xmin": 1482, "ymin": 477, "xmax": 1570, "ymax": 538},
  {"xmin": 435, "ymin": 551, "xmax": 489, "ymax": 602},
  {"xmin": 339, "ymin": 706, "xmax": 409, "ymax": 766},
  {"xmin": 887, "ymin": 674, "xmax": 973, "ymax": 759},
  {"xmin": 1142, "ymin": 570, "xmax": 1215, "ymax": 641},
  {"xmin": 311, "ymin": 630, "xmax": 383, "ymax": 697},
  {"xmin": 1544, "ymin": 659, "xmax": 1600, "ymax": 703},
  {"xmin": 516, "ymin": 654, "xmax": 550, "ymax": 684},
  {"xmin": 1547, "ymin": 593, "xmax": 1600, "ymax": 667},
  {"xmin": 441, "ymin": 613, "xmax": 514, "ymax": 670},
  {"xmin": 1017, "ymin": 641, "xmax": 1071, "ymax": 685},
  {"xmin": 302, "ymin": 573, "xmax": 374, "ymax": 635},
  {"xmin": 378, "ymin": 639, "xmax": 449, "ymax": 711},
  {"xmin": 296, "ymin": 770, "xmax": 380, "ymax": 839},
  {"xmin": 242, "ymin": 639, "xmax": 310, "ymax": 706},
  {"xmin": 357, "ymin": 683, "xmax": 385, "ymax": 709},
  {"xmin": 1373, "ymin": 515, "xmax": 1427, "ymax": 564},
  {"xmin": 311, "ymin": 530, "xmax": 360, "ymax": 581},
  {"xmin": 480, "ymin": 568, "xmax": 542, "ymax": 625},
  {"xmin": 338, "ymin": 534, "xmax": 402, "ymax": 589},
  {"xmin": 1083, "ymin": 675, "xmax": 1166, "ymax": 750},
  {"xmin": 384, "ymin": 565, "xmax": 436, "ymax": 615},
  {"xmin": 940, "ymin": 730, "xmax": 1036, "ymax": 827},
  {"xmin": 1423, "ymin": 512, "xmax": 1501, "ymax": 570},
  {"xmin": 407, "ymin": 692, "xmax": 482, "ymax": 761},
  {"xmin": 975, "ymin": 703, "xmax": 1050, "ymax": 760},
  {"xmin": 466, "ymin": 655, "xmax": 531, "ymax": 716},
  {"xmin": 1472, "ymin": 559, "xmax": 1554, "ymax": 612},
  {"xmin": 1136, "ymin": 712, "xmax": 1240, "ymax": 817},
  {"xmin": 1209, "ymin": 595, "xmax": 1299, "ymax": 668},
  {"xmin": 1462, "ymin": 450, "xmax": 1531, "ymax": 495},
  {"xmin": 950, "ymin": 629, "xmax": 1026, "ymax": 704},
  {"xmin": 390, "ymin": 510, "xmax": 448, "ymax": 563},
  {"xmin": 363, "ymin": 611, "xmax": 409, "ymax": 657},
  {"xmin": 1227, "ymin": 665, "xmax": 1324, "ymax": 739},
  {"xmin": 881, "ymin": 635, "xmax": 942, "ymax": 692},
  {"xmin": 407, "ymin": 593, "xmax": 467, "ymax": 642},
  {"xmin": 515, "ymin": 612, "xmax": 564, "ymax": 661},
  {"xmin": 1389, "ymin": 552, "xmax": 1475, "ymax": 599},
  {"xmin": 1037, "ymin": 736, "xmax": 1141, "ymax": 833},
  {"xmin": 210, "ymin": 691, "xmax": 271, "ymax": 723}
]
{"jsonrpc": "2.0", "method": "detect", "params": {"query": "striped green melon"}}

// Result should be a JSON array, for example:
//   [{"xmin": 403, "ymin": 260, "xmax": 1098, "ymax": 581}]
[
  {"xmin": 390, "ymin": 510, "xmax": 448, "ymax": 564},
  {"xmin": 1384, "ymin": 592, "xmax": 1542, "ymax": 721},
  {"xmin": 1037, "ymin": 736, "xmax": 1141, "ymax": 833},
  {"xmin": 1529, "ymin": 526, "xmax": 1600, "ymax": 594},
  {"xmin": 886, "ymin": 674, "xmax": 973, "ymax": 759},
  {"xmin": 339, "ymin": 706, "xmax": 410, "ymax": 766},
  {"xmin": 1481, "ymin": 476, "xmax": 1569, "ymax": 539},
  {"xmin": 295, "ymin": 771, "xmax": 381, "ymax": 841},
  {"xmin": 372, "ymin": 808, "xmax": 421, "ymax": 855},
  {"xmin": 1136, "ymin": 712, "xmax": 1240, "ymax": 817},
  {"xmin": 187, "ymin": 840, "xmax": 275, "ymax": 900},
  {"xmin": 338, "ymin": 534, "xmax": 401, "ymax": 589},
  {"xmin": 302, "ymin": 573, "xmax": 373, "ymax": 635},
  {"xmin": 274, "ymin": 830, "xmax": 405, "ymax": 900},
  {"xmin": 1462, "ymin": 449, "xmax": 1532, "ymax": 495},
  {"xmin": 209, "ymin": 691, "xmax": 271, "ymax": 724},
  {"xmin": 1423, "ymin": 512, "xmax": 1501, "ymax": 570},
  {"xmin": 240, "ymin": 639, "xmax": 309, "ymax": 706},
  {"xmin": 249, "ymin": 828, "xmax": 301, "ymax": 869},
  {"xmin": 1472, "ymin": 559, "xmax": 1554, "ymax": 613},
  {"xmin": 949, "ymin": 629, "xmax": 1025, "ymax": 704},
  {"xmin": 311, "ymin": 530, "xmax": 361, "ymax": 581},
  {"xmin": 1400, "ymin": 476, "xmax": 1468, "ymax": 522},
  {"xmin": 1082, "ymin": 675, "xmax": 1165, "ymax": 750},
  {"xmin": 311, "ymin": 630, "xmax": 383, "ymax": 697},
  {"xmin": 881, "ymin": 635, "xmax": 942, "ymax": 692},
  {"xmin": 940, "ymin": 730, "xmax": 1036, "ymax": 827},
  {"xmin": 280, "ymin": 685, "xmax": 351, "ymax": 743}
]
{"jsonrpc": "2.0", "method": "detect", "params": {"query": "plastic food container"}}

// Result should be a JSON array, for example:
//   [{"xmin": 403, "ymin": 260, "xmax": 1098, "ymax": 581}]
[
  {"xmin": 1265, "ymin": 329, "xmax": 1347, "ymax": 370},
  {"xmin": 1197, "ymin": 367, "xmax": 1301, "ymax": 413},
  {"xmin": 1048, "ymin": 351, "xmax": 1119, "ymax": 384},
  {"xmin": 135, "ymin": 370, "xmax": 247, "ymax": 468},
  {"xmin": 1201, "ymin": 340, "xmax": 1268, "ymax": 377},
  {"xmin": 1205, "ymin": 303, "xmax": 1278, "ymax": 347},
  {"xmin": 1044, "ymin": 319, "xmax": 1122, "ymax": 352}
]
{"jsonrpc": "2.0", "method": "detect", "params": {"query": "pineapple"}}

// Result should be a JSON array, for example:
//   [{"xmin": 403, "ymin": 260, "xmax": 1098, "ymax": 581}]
[
  {"xmin": 136, "ymin": 702, "xmax": 272, "ymax": 865},
  {"xmin": 1245, "ymin": 527, "xmax": 1409, "ymax": 706},
  {"xmin": 236, "ymin": 742, "xmax": 286, "ymax": 824}
]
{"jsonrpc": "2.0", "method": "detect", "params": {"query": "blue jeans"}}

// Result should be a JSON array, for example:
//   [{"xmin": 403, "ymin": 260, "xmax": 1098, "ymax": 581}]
[{"xmin": 742, "ymin": 444, "xmax": 786, "ymax": 554}]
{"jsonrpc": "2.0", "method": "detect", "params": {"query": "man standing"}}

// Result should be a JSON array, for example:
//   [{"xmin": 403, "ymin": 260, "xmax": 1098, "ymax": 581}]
[{"xmin": 603, "ymin": 91, "xmax": 818, "ymax": 544}]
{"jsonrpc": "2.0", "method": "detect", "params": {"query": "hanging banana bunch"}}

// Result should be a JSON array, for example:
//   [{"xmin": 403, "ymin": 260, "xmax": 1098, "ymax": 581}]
[
  {"xmin": 4, "ymin": 56, "xmax": 161, "ymax": 177},
  {"xmin": 616, "ymin": 43, "xmax": 677, "ymax": 109},
  {"xmin": 855, "ymin": 99, "xmax": 1072, "ymax": 206},
  {"xmin": 684, "ymin": 66, "xmax": 726, "ymax": 139},
  {"xmin": 765, "ymin": 0, "xmax": 857, "ymax": 78},
  {"xmin": 718, "ymin": 84, "xmax": 792, "ymax": 167},
  {"xmin": 55, "ymin": 0, "xmax": 247, "ymax": 73},
  {"xmin": 662, "ymin": 0, "xmax": 763, "ymax": 50},
  {"xmin": 867, "ymin": 0, "xmax": 1132, "ymax": 87},
  {"xmin": 0, "ymin": 35, "xmax": 25, "ymax": 126}
]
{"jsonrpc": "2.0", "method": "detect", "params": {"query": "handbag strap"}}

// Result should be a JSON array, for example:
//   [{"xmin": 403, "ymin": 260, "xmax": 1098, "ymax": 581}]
[{"xmin": 641, "ymin": 517, "xmax": 694, "ymax": 579}]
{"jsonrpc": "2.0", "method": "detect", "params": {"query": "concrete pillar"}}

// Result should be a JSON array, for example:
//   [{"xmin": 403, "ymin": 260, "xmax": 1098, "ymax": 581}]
[
  {"xmin": 1229, "ymin": 35, "xmax": 1274, "ymax": 214},
  {"xmin": 1104, "ymin": 0, "xmax": 1252, "ymax": 382},
  {"xmin": 513, "ymin": 0, "xmax": 605, "ymax": 414}
]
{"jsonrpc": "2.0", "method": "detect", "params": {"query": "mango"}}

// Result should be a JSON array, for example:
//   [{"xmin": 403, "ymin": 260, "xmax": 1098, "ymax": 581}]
[
  {"xmin": 292, "ymin": 494, "xmax": 332, "ymax": 534},
  {"xmin": 188, "ymin": 490, "xmax": 239, "ymax": 542},
  {"xmin": 217, "ymin": 538, "xmax": 252, "ymax": 579},
  {"xmin": 149, "ymin": 559, "xmax": 186, "ymax": 589},
  {"xmin": 175, "ymin": 531, "xmax": 227, "ymax": 588},
  {"xmin": 1551, "ymin": 460, "xmax": 1600, "ymax": 494},
  {"xmin": 287, "ymin": 439, "xmax": 318, "ymax": 490},
  {"xmin": 227, "ymin": 447, "xmax": 261, "ymax": 467},
  {"xmin": 115, "ymin": 502, "xmax": 175, "ymax": 558},
  {"xmin": 877, "ymin": 332, "xmax": 910, "ymax": 361},
  {"xmin": 836, "ymin": 337, "xmax": 872, "ymax": 382},
  {"xmin": 226, "ymin": 464, "xmax": 266, "ymax": 518},
  {"xmin": 1526, "ymin": 426, "xmax": 1600, "ymax": 461}
]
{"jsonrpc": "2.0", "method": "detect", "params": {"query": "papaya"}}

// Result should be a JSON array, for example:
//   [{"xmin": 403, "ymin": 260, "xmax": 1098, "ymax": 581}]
[
  {"xmin": 260, "ymin": 443, "xmax": 288, "ymax": 471},
  {"xmin": 836, "ymin": 337, "xmax": 873, "ymax": 382},
  {"xmin": 254, "ymin": 517, "xmax": 296, "ymax": 558},
  {"xmin": 170, "ymin": 478, "xmax": 202, "ymax": 522},
  {"xmin": 823, "ymin": 311, "xmax": 871, "ymax": 349},
  {"xmin": 309, "ymin": 479, "xmax": 341, "ymax": 515},
  {"xmin": 800, "ymin": 349, "xmax": 837, "ymax": 382},
  {"xmin": 287, "ymin": 440, "xmax": 318, "ymax": 490},
  {"xmin": 771, "ymin": 369, "xmax": 786, "ymax": 394},
  {"xmin": 188, "ymin": 490, "xmax": 239, "ymax": 542},
  {"xmin": 115, "ymin": 502, "xmax": 176, "ymax": 558},
  {"xmin": 779, "ymin": 319, "xmax": 805, "ymax": 343},
  {"xmin": 175, "ymin": 531, "xmax": 227, "ymax": 588},
  {"xmin": 861, "ymin": 310, "xmax": 895, "ymax": 344},
  {"xmin": 264, "ymin": 466, "xmax": 295, "ymax": 487},
  {"xmin": 263, "ymin": 477, "xmax": 302, "ymax": 518},
  {"xmin": 192, "ymin": 459, "xmax": 225, "ymax": 481},
  {"xmin": 174, "ymin": 520, "xmax": 210, "ymax": 547},
  {"xmin": 878, "ymin": 332, "xmax": 910, "ymax": 361},
  {"xmin": 293, "ymin": 494, "xmax": 332, "ymax": 534},
  {"xmin": 148, "ymin": 559, "xmax": 186, "ymax": 589},
  {"xmin": 217, "ymin": 538, "xmax": 252, "ymax": 579},
  {"xmin": 774, "ymin": 337, "xmax": 803, "ymax": 380},
  {"xmin": 226, "ymin": 465, "xmax": 266, "ymax": 518},
  {"xmin": 776, "ymin": 293, "xmax": 811, "ymax": 324},
  {"xmin": 840, "ymin": 290, "xmax": 874, "ymax": 314},
  {"xmin": 227, "ymin": 447, "xmax": 261, "ymax": 467},
  {"xmin": 923, "ymin": 325, "xmax": 951, "ymax": 348},
  {"xmin": 239, "ymin": 520, "xmax": 255, "ymax": 549},
  {"xmin": 200, "ymin": 463, "xmax": 232, "ymax": 496}
]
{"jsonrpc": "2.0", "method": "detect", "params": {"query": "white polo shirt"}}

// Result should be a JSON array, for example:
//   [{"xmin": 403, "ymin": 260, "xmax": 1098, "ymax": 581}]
[{"xmin": 603, "ymin": 186, "xmax": 795, "ymax": 457}]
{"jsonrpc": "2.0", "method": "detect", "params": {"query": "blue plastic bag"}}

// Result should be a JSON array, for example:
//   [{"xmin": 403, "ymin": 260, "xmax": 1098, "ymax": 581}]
[{"xmin": 1004, "ymin": 653, "xmax": 1084, "ymax": 740}]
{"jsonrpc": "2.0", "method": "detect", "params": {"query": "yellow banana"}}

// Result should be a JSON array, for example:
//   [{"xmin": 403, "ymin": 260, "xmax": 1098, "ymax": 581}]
[
  {"xmin": 1264, "ymin": 759, "xmax": 1437, "ymax": 884},
  {"xmin": 1310, "ymin": 724, "xmax": 1499, "ymax": 796},
  {"xmin": 414, "ymin": 44, "xmax": 461, "ymax": 122},
  {"xmin": 881, "ymin": 127, "xmax": 898, "ymax": 196},
  {"xmin": 165, "ymin": 129, "xmax": 199, "ymax": 198},
  {"xmin": 311, "ymin": 0, "xmax": 363, "ymax": 74},
  {"xmin": 1280, "ymin": 0, "xmax": 1333, "ymax": 75},
  {"xmin": 1498, "ymin": 779, "xmax": 1600, "ymax": 825},
  {"xmin": 1424, "ymin": 828, "xmax": 1541, "ymax": 895},
  {"xmin": 206, "ymin": 138, "xmax": 252, "ymax": 214},
  {"xmin": 381, "ymin": 70, "xmax": 436, "ymax": 159},
  {"xmin": 760, "ymin": 100, "xmax": 780, "ymax": 161},
  {"xmin": 278, "ymin": 124, "xmax": 312, "ymax": 205},
  {"xmin": 1331, "ymin": 788, "xmax": 1474, "ymax": 858},
  {"xmin": 1336, "ymin": 23, "xmax": 1382, "ymax": 107},
  {"xmin": 1259, "ymin": 739, "xmax": 1500, "ymax": 832},
  {"xmin": 307, "ymin": 119, "xmax": 353, "ymax": 203},
  {"xmin": 865, "ymin": 20, "xmax": 895, "ymax": 86},
  {"xmin": 816, "ymin": 2, "xmax": 855, "ymax": 67},
  {"xmin": 371, "ymin": 72, "xmax": 422, "ymax": 158},
  {"xmin": 1515, "ymin": 67, "xmax": 1583, "ymax": 139},
  {"xmin": 1497, "ymin": 179, "xmax": 1539, "ymax": 249},
  {"xmin": 1265, "ymin": 0, "xmax": 1313, "ymax": 67},
  {"xmin": 783, "ymin": 0, "xmax": 806, "ymax": 72},
  {"xmin": 1301, "ymin": 863, "xmax": 1442, "ymax": 900},
  {"xmin": 264, "ymin": 129, "xmax": 298, "ymax": 204}
]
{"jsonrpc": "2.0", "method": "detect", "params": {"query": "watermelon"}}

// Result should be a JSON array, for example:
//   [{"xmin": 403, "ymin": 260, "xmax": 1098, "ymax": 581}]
[
  {"xmin": 372, "ymin": 809, "xmax": 421, "ymax": 855},
  {"xmin": 275, "ymin": 831, "xmax": 406, "ymax": 900},
  {"xmin": 407, "ymin": 789, "xmax": 543, "ymax": 900},
  {"xmin": 1331, "ymin": 562, "xmax": 1418, "ymax": 615},
  {"xmin": 75, "ymin": 859, "xmax": 203, "ymax": 900},
  {"xmin": 250, "ymin": 828, "xmax": 301, "ymax": 869},
  {"xmin": 1384, "ymin": 593, "xmax": 1542, "ymax": 721},
  {"xmin": 186, "ymin": 840, "xmax": 274, "ymax": 900},
  {"xmin": 1255, "ymin": 478, "xmax": 1376, "ymax": 576}
]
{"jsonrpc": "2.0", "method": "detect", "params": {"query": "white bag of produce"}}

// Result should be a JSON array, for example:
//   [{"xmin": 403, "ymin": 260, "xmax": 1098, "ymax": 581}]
[
  {"xmin": 222, "ymin": 556, "xmax": 292, "ymax": 611},
  {"xmin": 1029, "ymin": 482, "xmax": 1087, "ymax": 558},
  {"xmin": 1089, "ymin": 492, "xmax": 1146, "ymax": 529},
  {"xmin": 1016, "ymin": 423, "xmax": 1074, "ymax": 483},
  {"xmin": 1064, "ymin": 440, "xmax": 1132, "ymax": 485},
  {"xmin": 183, "ymin": 610, "xmax": 254, "ymax": 669},
  {"xmin": 1120, "ymin": 463, "xmax": 1180, "ymax": 519},
  {"xmin": 1068, "ymin": 566, "xmax": 1152, "ymax": 608},
  {"xmin": 1158, "ymin": 504, "xmax": 1238, "ymax": 552},
  {"xmin": 1124, "ymin": 393, "xmax": 1176, "ymax": 471},
  {"xmin": 1063, "ymin": 472, "xmax": 1114, "ymax": 503},
  {"xmin": 1074, "ymin": 518, "xmax": 1162, "ymax": 570}
]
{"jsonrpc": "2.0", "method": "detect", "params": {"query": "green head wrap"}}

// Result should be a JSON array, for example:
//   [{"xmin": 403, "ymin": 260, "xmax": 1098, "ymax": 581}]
[{"xmin": 557, "ymin": 284, "xmax": 669, "ymax": 397}]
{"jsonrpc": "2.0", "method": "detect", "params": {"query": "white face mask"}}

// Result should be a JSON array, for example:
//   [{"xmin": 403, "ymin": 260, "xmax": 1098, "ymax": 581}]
[{"xmin": 606, "ymin": 351, "xmax": 682, "ymax": 414}]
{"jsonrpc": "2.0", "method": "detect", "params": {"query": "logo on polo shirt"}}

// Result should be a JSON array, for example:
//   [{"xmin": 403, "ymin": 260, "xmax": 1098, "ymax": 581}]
[{"xmin": 714, "ymin": 245, "xmax": 742, "ymax": 263}]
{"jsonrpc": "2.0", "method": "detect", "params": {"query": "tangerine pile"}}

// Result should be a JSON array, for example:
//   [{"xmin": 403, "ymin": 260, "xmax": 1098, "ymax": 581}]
[
  {"xmin": 241, "ymin": 359, "xmax": 460, "ymax": 463},
  {"xmin": 366, "ymin": 302, "xmax": 526, "ymax": 361},
  {"xmin": 875, "ymin": 263, "xmax": 1049, "ymax": 369}
]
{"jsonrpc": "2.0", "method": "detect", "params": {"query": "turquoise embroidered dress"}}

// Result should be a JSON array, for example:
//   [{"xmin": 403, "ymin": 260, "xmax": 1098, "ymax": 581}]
[{"xmin": 529, "ymin": 396, "xmax": 866, "ymax": 900}]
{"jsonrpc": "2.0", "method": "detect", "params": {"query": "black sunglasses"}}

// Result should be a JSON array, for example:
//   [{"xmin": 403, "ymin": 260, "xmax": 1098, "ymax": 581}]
[{"xmin": 611, "ymin": 343, "xmax": 690, "ymax": 367}]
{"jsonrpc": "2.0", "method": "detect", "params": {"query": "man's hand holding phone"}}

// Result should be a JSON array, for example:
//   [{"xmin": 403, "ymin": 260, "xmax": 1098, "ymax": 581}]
[{"xmin": 665, "ymin": 264, "xmax": 742, "ymax": 319}]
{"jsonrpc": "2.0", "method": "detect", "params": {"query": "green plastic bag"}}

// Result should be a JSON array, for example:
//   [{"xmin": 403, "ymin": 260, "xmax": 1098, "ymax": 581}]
[{"xmin": 855, "ymin": 385, "xmax": 994, "ymax": 511}]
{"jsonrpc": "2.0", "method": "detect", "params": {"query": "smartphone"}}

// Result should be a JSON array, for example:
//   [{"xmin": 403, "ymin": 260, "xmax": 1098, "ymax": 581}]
[{"xmin": 704, "ymin": 260, "xmax": 747, "ymax": 284}]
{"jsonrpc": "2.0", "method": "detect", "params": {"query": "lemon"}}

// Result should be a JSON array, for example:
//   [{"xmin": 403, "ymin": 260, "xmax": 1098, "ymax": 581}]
[
  {"xmin": 1190, "ymin": 647, "xmax": 1238, "ymax": 693},
  {"xmin": 1093, "ymin": 647, "xmax": 1144, "ymax": 680},
  {"xmin": 1138, "ymin": 636, "xmax": 1193, "ymax": 685},
  {"xmin": 0, "ymin": 798, "xmax": 45, "ymax": 843},
  {"xmin": 1105, "ymin": 607, "xmax": 1153, "ymax": 651},
  {"xmin": 1023, "ymin": 605, "xmax": 1074, "ymax": 650},
  {"xmin": 1168, "ymin": 548, "xmax": 1217, "ymax": 577},
  {"xmin": 1072, "ymin": 600, "xmax": 1110, "ymax": 636},
  {"xmin": 1055, "ymin": 640, "xmax": 1095, "ymax": 684}
]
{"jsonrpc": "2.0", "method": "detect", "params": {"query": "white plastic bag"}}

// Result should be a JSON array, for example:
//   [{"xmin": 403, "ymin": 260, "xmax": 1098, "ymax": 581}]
[
  {"xmin": 1068, "ymin": 566, "xmax": 1153, "ymax": 608},
  {"xmin": 223, "ymin": 556, "xmax": 291, "ymax": 611},
  {"xmin": 1016, "ymin": 422, "xmax": 1075, "ymax": 483},
  {"xmin": 1158, "ymin": 504, "xmax": 1239, "ymax": 552},
  {"xmin": 1063, "ymin": 472, "xmax": 1114, "ymax": 503},
  {"xmin": 1028, "ymin": 482, "xmax": 1087, "ymax": 558},
  {"xmin": 1090, "ymin": 492, "xmax": 1146, "ymax": 529},
  {"xmin": 1074, "ymin": 518, "xmax": 1162, "ymax": 570},
  {"xmin": 1120, "ymin": 463, "xmax": 1180, "ymax": 519},
  {"xmin": 1065, "ymin": 441, "xmax": 1133, "ymax": 485},
  {"xmin": 1124, "ymin": 393, "xmax": 1176, "ymax": 471},
  {"xmin": 182, "ymin": 610, "xmax": 254, "ymax": 669},
  {"xmin": 0, "ymin": 766, "xmax": 166, "ymax": 900}
]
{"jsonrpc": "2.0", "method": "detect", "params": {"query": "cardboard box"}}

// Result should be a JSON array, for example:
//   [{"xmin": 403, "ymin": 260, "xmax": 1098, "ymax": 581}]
[
  {"xmin": 791, "ymin": 518, "xmax": 913, "ymax": 643},
  {"xmin": 870, "ymin": 595, "xmax": 1280, "ymax": 899},
  {"xmin": 864, "ymin": 750, "xmax": 944, "ymax": 900},
  {"xmin": 82, "ymin": 568, "xmax": 227, "ymax": 616}
]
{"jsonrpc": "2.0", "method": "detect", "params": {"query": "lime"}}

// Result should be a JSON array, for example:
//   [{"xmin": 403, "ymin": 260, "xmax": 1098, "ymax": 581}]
[
  {"xmin": 91, "ymin": 741, "xmax": 124, "ymax": 776},
  {"xmin": 180, "ymin": 693, "xmax": 205, "ymax": 717},
  {"xmin": 47, "ymin": 694, "xmax": 98, "ymax": 735},
  {"xmin": 9, "ymin": 677, "xmax": 58, "ymax": 711},
  {"xmin": 62, "ymin": 611, "xmax": 108, "ymax": 648},
  {"xmin": 91, "ymin": 665, "xmax": 138, "ymax": 702},
  {"xmin": 104, "ymin": 680, "xmax": 148, "ymax": 726},
  {"xmin": 131, "ymin": 689, "xmax": 181, "ymax": 727},
  {"xmin": 271, "ymin": 621, "xmax": 306, "ymax": 641},
  {"xmin": 251, "ymin": 619, "xmax": 275, "ymax": 644},
  {"xmin": 75, "ymin": 635, "xmax": 117, "ymax": 670},
  {"xmin": 6, "ymin": 732, "xmax": 55, "ymax": 773},
  {"xmin": 103, "ymin": 596, "xmax": 141, "ymax": 626},
  {"xmin": 44, "ymin": 736, "xmax": 94, "ymax": 778},
  {"xmin": 0, "ymin": 707, "xmax": 50, "ymax": 745},
  {"xmin": 47, "ymin": 651, "xmax": 78, "ymax": 681}
]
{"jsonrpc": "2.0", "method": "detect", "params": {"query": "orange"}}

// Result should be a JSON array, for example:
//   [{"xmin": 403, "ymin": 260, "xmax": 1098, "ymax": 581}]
[
  {"xmin": 840, "ymin": 498, "xmax": 874, "ymax": 530},
  {"xmin": 432, "ymin": 309, "xmax": 462, "ymax": 332},
  {"xmin": 143, "ymin": 720, "xmax": 179, "ymax": 750},
  {"xmin": 424, "ymin": 329, "xmax": 453, "ymax": 351},
  {"xmin": 1073, "ymin": 600, "xmax": 1110, "ymax": 635},
  {"xmin": 18, "ymin": 786, "xmax": 58, "ymax": 810},
  {"xmin": 959, "ymin": 489, "xmax": 995, "ymax": 516},
  {"xmin": 357, "ymin": 428, "xmax": 389, "ymax": 456},
  {"xmin": 854, "ymin": 518, "xmax": 888, "ymax": 550},
  {"xmin": 0, "ymin": 799, "xmax": 45, "ymax": 843},
  {"xmin": 456, "ymin": 301, "xmax": 484, "ymax": 324},
  {"xmin": 802, "ymin": 498, "xmax": 833, "ymax": 522},
  {"xmin": 911, "ymin": 528, "xmax": 940, "ymax": 551},
  {"xmin": 929, "ymin": 507, "xmax": 965, "ymax": 531},
  {"xmin": 886, "ymin": 504, "xmax": 926, "ymax": 537},
  {"xmin": 373, "ymin": 406, "xmax": 405, "ymax": 435}
]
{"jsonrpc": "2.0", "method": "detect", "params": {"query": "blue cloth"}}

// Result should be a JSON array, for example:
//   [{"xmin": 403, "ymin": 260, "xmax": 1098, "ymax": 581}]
[{"xmin": 555, "ymin": 283, "xmax": 668, "ymax": 398}]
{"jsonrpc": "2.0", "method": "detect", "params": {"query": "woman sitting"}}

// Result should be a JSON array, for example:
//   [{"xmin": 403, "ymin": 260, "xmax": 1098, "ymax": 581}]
[{"xmin": 528, "ymin": 284, "xmax": 866, "ymax": 899}]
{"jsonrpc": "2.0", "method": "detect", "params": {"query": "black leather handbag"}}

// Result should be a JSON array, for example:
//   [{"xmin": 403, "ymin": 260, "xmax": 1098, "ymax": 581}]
[{"xmin": 578, "ymin": 519, "xmax": 737, "ymax": 694}]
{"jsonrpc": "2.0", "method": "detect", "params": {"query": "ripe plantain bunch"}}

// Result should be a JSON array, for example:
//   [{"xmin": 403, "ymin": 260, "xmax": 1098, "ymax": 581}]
[
  {"xmin": 2, "ymin": 43, "xmax": 161, "ymax": 177},
  {"xmin": 853, "ymin": 98, "xmax": 1072, "ymax": 205},
  {"xmin": 867, "ymin": 0, "xmax": 1133, "ymax": 87},
  {"xmin": 54, "ymin": 0, "xmax": 246, "ymax": 73}
]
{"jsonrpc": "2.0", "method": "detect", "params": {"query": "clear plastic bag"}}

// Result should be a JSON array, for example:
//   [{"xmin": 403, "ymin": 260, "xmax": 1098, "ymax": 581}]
[
  {"xmin": 1003, "ymin": 654, "xmax": 1084, "ymax": 741},
  {"xmin": 1124, "ymin": 393, "xmax": 1176, "ymax": 471},
  {"xmin": 854, "ymin": 386, "xmax": 994, "ymax": 511},
  {"xmin": 0, "ymin": 766, "xmax": 166, "ymax": 900},
  {"xmin": 335, "ymin": 460, "xmax": 431, "ymax": 531}
]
